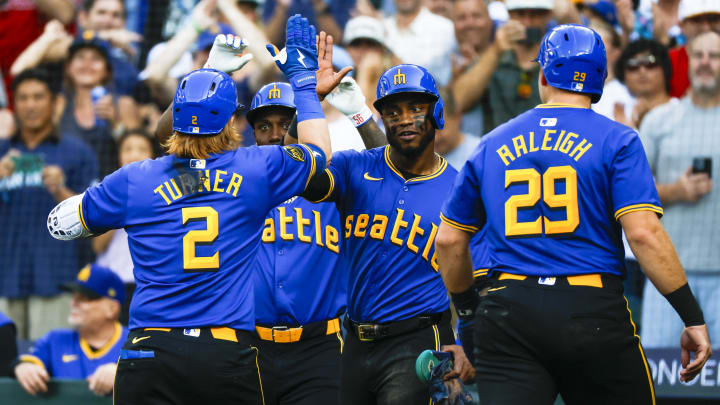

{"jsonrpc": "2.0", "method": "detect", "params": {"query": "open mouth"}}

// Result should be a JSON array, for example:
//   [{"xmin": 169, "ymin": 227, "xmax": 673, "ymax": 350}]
[{"xmin": 397, "ymin": 130, "xmax": 418, "ymax": 141}]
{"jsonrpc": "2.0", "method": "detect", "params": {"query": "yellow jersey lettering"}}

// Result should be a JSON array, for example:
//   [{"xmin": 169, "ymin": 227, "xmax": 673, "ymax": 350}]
[
  {"xmin": 512, "ymin": 135, "xmax": 528, "ymax": 158},
  {"xmin": 226, "ymin": 173, "xmax": 243, "ymax": 197},
  {"xmin": 422, "ymin": 223, "xmax": 439, "ymax": 261},
  {"xmin": 165, "ymin": 180, "xmax": 183, "ymax": 201},
  {"xmin": 390, "ymin": 208, "xmax": 409, "ymax": 246},
  {"xmin": 313, "ymin": 210, "xmax": 324, "ymax": 247},
  {"xmin": 354, "ymin": 214, "xmax": 370, "ymax": 238},
  {"xmin": 213, "ymin": 170, "xmax": 227, "ymax": 193},
  {"xmin": 326, "ymin": 225, "xmax": 339, "ymax": 254},
  {"xmin": 262, "ymin": 218, "xmax": 275, "ymax": 242},
  {"xmin": 431, "ymin": 250, "xmax": 439, "ymax": 271},
  {"xmin": 497, "ymin": 145, "xmax": 515, "ymax": 166},
  {"xmin": 406, "ymin": 214, "xmax": 425, "ymax": 253},
  {"xmin": 153, "ymin": 185, "xmax": 172, "ymax": 205},
  {"xmin": 278, "ymin": 207, "xmax": 294, "ymax": 241},
  {"xmin": 541, "ymin": 129, "xmax": 555, "ymax": 151},
  {"xmin": 295, "ymin": 207, "xmax": 311, "ymax": 243},
  {"xmin": 369, "ymin": 215, "xmax": 389, "ymax": 240},
  {"xmin": 345, "ymin": 215, "xmax": 354, "ymax": 239},
  {"xmin": 553, "ymin": 130, "xmax": 566, "ymax": 151},
  {"xmin": 569, "ymin": 139, "xmax": 592, "ymax": 161},
  {"xmin": 528, "ymin": 131, "xmax": 539, "ymax": 152},
  {"xmin": 559, "ymin": 132, "xmax": 578, "ymax": 154}
]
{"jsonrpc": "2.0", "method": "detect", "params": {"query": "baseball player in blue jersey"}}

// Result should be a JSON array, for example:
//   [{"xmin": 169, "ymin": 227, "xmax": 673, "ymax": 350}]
[
  {"xmin": 301, "ymin": 63, "xmax": 473, "ymax": 404},
  {"xmin": 46, "ymin": 15, "xmax": 332, "ymax": 405},
  {"xmin": 436, "ymin": 24, "xmax": 712, "ymax": 405},
  {"xmin": 14, "ymin": 264, "xmax": 128, "ymax": 397},
  {"xmin": 246, "ymin": 81, "xmax": 347, "ymax": 405}
]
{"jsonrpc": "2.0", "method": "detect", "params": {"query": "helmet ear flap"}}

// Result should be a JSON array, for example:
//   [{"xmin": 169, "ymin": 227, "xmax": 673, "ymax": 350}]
[{"xmin": 432, "ymin": 97, "xmax": 445, "ymax": 130}]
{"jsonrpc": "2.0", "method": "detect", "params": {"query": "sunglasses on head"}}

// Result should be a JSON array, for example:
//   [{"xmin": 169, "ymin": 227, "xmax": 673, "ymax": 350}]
[{"xmin": 626, "ymin": 54, "xmax": 659, "ymax": 72}]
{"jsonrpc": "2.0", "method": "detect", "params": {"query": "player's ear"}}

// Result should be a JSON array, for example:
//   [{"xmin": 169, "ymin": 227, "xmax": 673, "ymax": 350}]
[{"xmin": 539, "ymin": 71, "xmax": 548, "ymax": 86}]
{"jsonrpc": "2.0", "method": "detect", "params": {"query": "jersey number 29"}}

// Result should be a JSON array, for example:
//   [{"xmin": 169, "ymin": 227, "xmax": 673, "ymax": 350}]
[
  {"xmin": 505, "ymin": 166, "xmax": 579, "ymax": 237},
  {"xmin": 182, "ymin": 207, "xmax": 219, "ymax": 271}
]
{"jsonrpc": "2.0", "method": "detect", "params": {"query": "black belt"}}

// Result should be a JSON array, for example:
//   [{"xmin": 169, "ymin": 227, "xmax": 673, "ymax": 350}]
[{"xmin": 347, "ymin": 309, "xmax": 450, "ymax": 342}]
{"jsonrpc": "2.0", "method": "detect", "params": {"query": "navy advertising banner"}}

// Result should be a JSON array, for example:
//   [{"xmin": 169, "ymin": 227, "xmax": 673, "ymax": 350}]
[{"xmin": 645, "ymin": 348, "xmax": 720, "ymax": 399}]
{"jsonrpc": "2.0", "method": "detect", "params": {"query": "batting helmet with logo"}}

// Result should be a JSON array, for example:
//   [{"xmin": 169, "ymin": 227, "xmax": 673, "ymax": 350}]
[
  {"xmin": 246, "ymin": 82, "xmax": 296, "ymax": 127},
  {"xmin": 374, "ymin": 64, "xmax": 445, "ymax": 129},
  {"xmin": 173, "ymin": 69, "xmax": 239, "ymax": 136},
  {"xmin": 536, "ymin": 24, "xmax": 607, "ymax": 103}
]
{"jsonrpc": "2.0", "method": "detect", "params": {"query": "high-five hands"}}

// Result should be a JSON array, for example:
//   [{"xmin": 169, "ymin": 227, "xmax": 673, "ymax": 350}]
[
  {"xmin": 266, "ymin": 14, "xmax": 319, "ymax": 87},
  {"xmin": 204, "ymin": 34, "xmax": 253, "ymax": 74}
]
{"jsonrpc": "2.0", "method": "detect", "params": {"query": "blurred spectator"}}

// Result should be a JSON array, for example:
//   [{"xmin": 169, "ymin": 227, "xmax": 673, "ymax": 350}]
[
  {"xmin": 0, "ymin": 69, "xmax": 14, "ymax": 139},
  {"xmin": 632, "ymin": 0, "xmax": 682, "ymax": 46},
  {"xmin": 615, "ymin": 39, "xmax": 675, "ymax": 128},
  {"xmin": 638, "ymin": 31, "xmax": 720, "ymax": 349},
  {"xmin": 343, "ymin": 16, "xmax": 401, "ymax": 113},
  {"xmin": 435, "ymin": 88, "xmax": 480, "ymax": 170},
  {"xmin": 384, "ymin": 0, "xmax": 457, "ymax": 86},
  {"xmin": 57, "ymin": 35, "xmax": 120, "ymax": 177},
  {"xmin": 452, "ymin": 0, "xmax": 493, "ymax": 136},
  {"xmin": 10, "ymin": 0, "xmax": 143, "ymax": 98},
  {"xmin": 0, "ymin": 69, "xmax": 98, "ymax": 341},
  {"xmin": 14, "ymin": 264, "xmax": 128, "ymax": 396},
  {"xmin": 92, "ymin": 130, "xmax": 157, "ymax": 325},
  {"xmin": 425, "ymin": 0, "xmax": 453, "ymax": 20},
  {"xmin": 0, "ymin": 310, "xmax": 17, "ymax": 377},
  {"xmin": 264, "ymin": 0, "xmax": 347, "ymax": 45},
  {"xmin": 453, "ymin": 0, "xmax": 554, "ymax": 132},
  {"xmin": 668, "ymin": 0, "xmax": 720, "ymax": 98},
  {"xmin": 0, "ymin": 0, "xmax": 76, "ymax": 104},
  {"xmin": 591, "ymin": 22, "xmax": 635, "ymax": 122}
]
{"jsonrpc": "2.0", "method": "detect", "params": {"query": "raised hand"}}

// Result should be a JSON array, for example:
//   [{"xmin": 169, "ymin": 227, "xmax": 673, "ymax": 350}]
[
  {"xmin": 204, "ymin": 34, "xmax": 253, "ymax": 74},
  {"xmin": 266, "ymin": 14, "xmax": 319, "ymax": 86},
  {"xmin": 315, "ymin": 31, "xmax": 353, "ymax": 100}
]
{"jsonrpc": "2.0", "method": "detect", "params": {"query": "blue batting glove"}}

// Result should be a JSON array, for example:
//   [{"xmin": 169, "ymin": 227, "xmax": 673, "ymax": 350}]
[{"xmin": 266, "ymin": 14, "xmax": 318, "ymax": 89}]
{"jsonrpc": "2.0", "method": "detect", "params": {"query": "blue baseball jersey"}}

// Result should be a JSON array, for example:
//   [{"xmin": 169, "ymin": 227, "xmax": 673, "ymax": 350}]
[
  {"xmin": 81, "ymin": 144, "xmax": 322, "ymax": 330},
  {"xmin": 254, "ymin": 197, "xmax": 346, "ymax": 325},
  {"xmin": 442, "ymin": 104, "xmax": 663, "ymax": 277},
  {"xmin": 314, "ymin": 146, "xmax": 453, "ymax": 323},
  {"xmin": 20, "ymin": 323, "xmax": 127, "ymax": 378}
]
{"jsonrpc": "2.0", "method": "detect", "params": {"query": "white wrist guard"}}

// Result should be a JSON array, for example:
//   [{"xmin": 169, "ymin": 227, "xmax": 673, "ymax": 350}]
[
  {"xmin": 347, "ymin": 105, "xmax": 373, "ymax": 127},
  {"xmin": 47, "ymin": 193, "xmax": 94, "ymax": 240}
]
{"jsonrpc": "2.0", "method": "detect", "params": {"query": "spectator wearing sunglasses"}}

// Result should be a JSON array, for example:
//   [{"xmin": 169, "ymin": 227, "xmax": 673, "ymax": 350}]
[{"xmin": 616, "ymin": 39, "xmax": 676, "ymax": 129}]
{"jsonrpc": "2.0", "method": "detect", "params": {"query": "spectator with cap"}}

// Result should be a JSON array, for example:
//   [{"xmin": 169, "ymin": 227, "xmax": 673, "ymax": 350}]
[
  {"xmin": 0, "ymin": 310, "xmax": 17, "ymax": 377},
  {"xmin": 14, "ymin": 264, "xmax": 128, "ymax": 396},
  {"xmin": 638, "ymin": 31, "xmax": 720, "ymax": 349},
  {"xmin": 0, "ymin": 69, "xmax": 98, "ymax": 341},
  {"xmin": 452, "ymin": 0, "xmax": 555, "ymax": 132},
  {"xmin": 10, "ymin": 0, "xmax": 142, "ymax": 99},
  {"xmin": 343, "ymin": 16, "xmax": 401, "ymax": 112},
  {"xmin": 615, "ymin": 38, "xmax": 675, "ymax": 128},
  {"xmin": 384, "ymin": 0, "xmax": 457, "ymax": 86},
  {"xmin": 668, "ymin": 0, "xmax": 720, "ymax": 98},
  {"xmin": 452, "ymin": 0, "xmax": 493, "ymax": 136}
]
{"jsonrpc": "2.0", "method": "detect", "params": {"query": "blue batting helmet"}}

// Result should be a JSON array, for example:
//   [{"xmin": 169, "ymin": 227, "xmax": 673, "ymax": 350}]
[
  {"xmin": 536, "ymin": 24, "xmax": 608, "ymax": 103},
  {"xmin": 373, "ymin": 64, "xmax": 445, "ymax": 129},
  {"xmin": 246, "ymin": 82, "xmax": 296, "ymax": 126},
  {"xmin": 173, "ymin": 69, "xmax": 239, "ymax": 135}
]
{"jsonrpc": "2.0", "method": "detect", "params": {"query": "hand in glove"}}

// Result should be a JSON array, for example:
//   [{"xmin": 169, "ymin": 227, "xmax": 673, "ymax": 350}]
[
  {"xmin": 326, "ymin": 77, "xmax": 373, "ymax": 127},
  {"xmin": 266, "ymin": 14, "xmax": 318, "ymax": 88},
  {"xmin": 204, "ymin": 34, "xmax": 253, "ymax": 74}
]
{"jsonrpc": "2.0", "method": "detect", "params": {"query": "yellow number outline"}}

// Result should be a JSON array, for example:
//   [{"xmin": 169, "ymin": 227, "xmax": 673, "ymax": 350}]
[
  {"xmin": 573, "ymin": 72, "xmax": 586, "ymax": 82},
  {"xmin": 182, "ymin": 207, "xmax": 219, "ymax": 271},
  {"xmin": 505, "ymin": 166, "xmax": 580, "ymax": 237}
]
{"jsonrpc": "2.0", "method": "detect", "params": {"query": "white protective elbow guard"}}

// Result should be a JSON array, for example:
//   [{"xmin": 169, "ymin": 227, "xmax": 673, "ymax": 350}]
[{"xmin": 47, "ymin": 193, "xmax": 94, "ymax": 240}]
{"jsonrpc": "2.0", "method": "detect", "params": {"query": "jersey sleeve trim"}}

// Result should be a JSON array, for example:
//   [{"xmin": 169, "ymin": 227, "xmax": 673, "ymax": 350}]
[
  {"xmin": 19, "ymin": 354, "xmax": 46, "ymax": 369},
  {"xmin": 298, "ymin": 144, "xmax": 318, "ymax": 189},
  {"xmin": 440, "ymin": 213, "xmax": 479, "ymax": 233},
  {"xmin": 78, "ymin": 199, "xmax": 90, "ymax": 233},
  {"xmin": 473, "ymin": 269, "xmax": 489, "ymax": 278},
  {"xmin": 614, "ymin": 203, "xmax": 664, "ymax": 220}
]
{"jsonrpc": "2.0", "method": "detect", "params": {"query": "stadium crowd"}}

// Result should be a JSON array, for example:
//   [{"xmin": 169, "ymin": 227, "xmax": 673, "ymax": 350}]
[{"xmin": 0, "ymin": 0, "xmax": 718, "ymax": 399}]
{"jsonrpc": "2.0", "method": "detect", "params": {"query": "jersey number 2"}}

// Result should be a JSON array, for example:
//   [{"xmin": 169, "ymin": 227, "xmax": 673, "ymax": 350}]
[
  {"xmin": 182, "ymin": 207, "xmax": 219, "ymax": 271},
  {"xmin": 505, "ymin": 166, "xmax": 579, "ymax": 237}
]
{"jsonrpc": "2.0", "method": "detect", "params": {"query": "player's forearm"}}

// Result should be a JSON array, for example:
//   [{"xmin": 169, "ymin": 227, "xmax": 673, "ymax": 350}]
[
  {"xmin": 33, "ymin": 0, "xmax": 75, "ymax": 24},
  {"xmin": 436, "ymin": 223, "xmax": 474, "ymax": 293},
  {"xmin": 453, "ymin": 44, "xmax": 502, "ymax": 113},
  {"xmin": 357, "ymin": 119, "xmax": 386, "ymax": 149},
  {"xmin": 47, "ymin": 193, "xmax": 95, "ymax": 240},
  {"xmin": 621, "ymin": 211, "xmax": 687, "ymax": 294},
  {"xmin": 155, "ymin": 103, "xmax": 174, "ymax": 147},
  {"xmin": 297, "ymin": 119, "xmax": 331, "ymax": 165}
]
